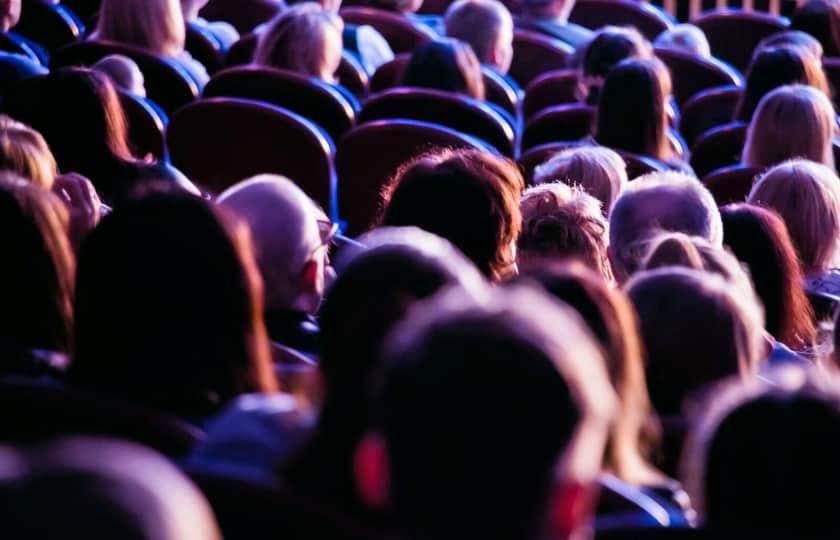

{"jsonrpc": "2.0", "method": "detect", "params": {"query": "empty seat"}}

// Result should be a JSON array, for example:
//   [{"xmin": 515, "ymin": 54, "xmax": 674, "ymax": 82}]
[
  {"xmin": 119, "ymin": 91, "xmax": 167, "ymax": 161},
  {"xmin": 359, "ymin": 87, "xmax": 516, "ymax": 155},
  {"xmin": 521, "ymin": 104, "xmax": 595, "ymax": 151},
  {"xmin": 689, "ymin": 121, "xmax": 748, "ymax": 178},
  {"xmin": 522, "ymin": 69, "xmax": 579, "ymax": 119},
  {"xmin": 509, "ymin": 29, "xmax": 574, "ymax": 88},
  {"xmin": 655, "ymin": 46, "xmax": 743, "ymax": 106},
  {"xmin": 52, "ymin": 40, "xmax": 200, "ymax": 116},
  {"xmin": 186, "ymin": 22, "xmax": 226, "ymax": 75},
  {"xmin": 701, "ymin": 164, "xmax": 762, "ymax": 205},
  {"xmin": 569, "ymin": 0, "xmax": 674, "ymax": 40},
  {"xmin": 12, "ymin": 0, "xmax": 84, "ymax": 53},
  {"xmin": 678, "ymin": 85, "xmax": 743, "ymax": 147},
  {"xmin": 167, "ymin": 97, "xmax": 337, "ymax": 216},
  {"xmin": 692, "ymin": 9, "xmax": 788, "ymax": 72},
  {"xmin": 336, "ymin": 119, "xmax": 494, "ymax": 235},
  {"xmin": 204, "ymin": 66, "xmax": 358, "ymax": 141},
  {"xmin": 339, "ymin": 7, "xmax": 436, "ymax": 54}
]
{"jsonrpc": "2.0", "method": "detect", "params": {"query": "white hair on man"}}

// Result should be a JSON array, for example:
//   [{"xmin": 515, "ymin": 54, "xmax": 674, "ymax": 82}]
[
  {"xmin": 444, "ymin": 0, "xmax": 514, "ymax": 73},
  {"xmin": 608, "ymin": 171, "xmax": 722, "ymax": 283}
]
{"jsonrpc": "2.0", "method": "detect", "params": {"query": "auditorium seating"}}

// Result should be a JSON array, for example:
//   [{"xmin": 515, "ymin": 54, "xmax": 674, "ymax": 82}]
[
  {"xmin": 339, "ymin": 7, "xmax": 437, "ymax": 54},
  {"xmin": 678, "ymin": 85, "xmax": 743, "ymax": 146},
  {"xmin": 569, "ymin": 0, "xmax": 675, "ymax": 40},
  {"xmin": 692, "ymin": 9, "xmax": 788, "ymax": 72},
  {"xmin": 509, "ymin": 29, "xmax": 574, "ymax": 87},
  {"xmin": 199, "ymin": 0, "xmax": 283, "ymax": 34},
  {"xmin": 521, "ymin": 104, "xmax": 595, "ymax": 151},
  {"xmin": 118, "ymin": 90, "xmax": 167, "ymax": 161},
  {"xmin": 522, "ymin": 69, "xmax": 579, "ymax": 119},
  {"xmin": 0, "ymin": 33, "xmax": 42, "ymax": 65},
  {"xmin": 701, "ymin": 164, "xmax": 762, "ymax": 205},
  {"xmin": 654, "ymin": 46, "xmax": 743, "ymax": 106},
  {"xmin": 12, "ymin": 0, "xmax": 84, "ymax": 53},
  {"xmin": 225, "ymin": 33, "xmax": 259, "ymax": 67},
  {"xmin": 186, "ymin": 22, "xmax": 226, "ymax": 75},
  {"xmin": 335, "ymin": 52, "xmax": 370, "ymax": 99},
  {"xmin": 821, "ymin": 56, "xmax": 840, "ymax": 110},
  {"xmin": 689, "ymin": 121, "xmax": 748, "ymax": 178},
  {"xmin": 518, "ymin": 141, "xmax": 583, "ymax": 184}
]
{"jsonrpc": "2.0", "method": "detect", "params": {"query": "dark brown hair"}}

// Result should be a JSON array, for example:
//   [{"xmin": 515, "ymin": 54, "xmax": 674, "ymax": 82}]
[{"xmin": 403, "ymin": 39, "xmax": 486, "ymax": 101}]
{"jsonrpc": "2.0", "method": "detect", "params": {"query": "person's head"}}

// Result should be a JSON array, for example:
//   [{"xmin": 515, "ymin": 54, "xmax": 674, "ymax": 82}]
[
  {"xmin": 721, "ymin": 204, "xmax": 816, "ymax": 350},
  {"xmin": 792, "ymin": 0, "xmax": 840, "ymax": 57},
  {"xmin": 533, "ymin": 145, "xmax": 627, "ymax": 214},
  {"xmin": 218, "ymin": 175, "xmax": 329, "ymax": 315},
  {"xmin": 608, "ymin": 171, "xmax": 723, "ymax": 282},
  {"xmin": 380, "ymin": 148, "xmax": 523, "ymax": 281},
  {"xmin": 0, "ymin": 0, "xmax": 20, "ymax": 32},
  {"xmin": 742, "ymin": 84, "xmax": 836, "ymax": 170},
  {"xmin": 93, "ymin": 55, "xmax": 147, "ymax": 98},
  {"xmin": 518, "ymin": 182, "xmax": 611, "ymax": 280},
  {"xmin": 756, "ymin": 30, "xmax": 825, "ymax": 60},
  {"xmin": 626, "ymin": 267, "xmax": 766, "ymax": 416},
  {"xmin": 70, "ymin": 190, "xmax": 278, "ymax": 417},
  {"xmin": 595, "ymin": 57, "xmax": 673, "ymax": 161},
  {"xmin": 520, "ymin": 263, "xmax": 660, "ymax": 486},
  {"xmin": 444, "ymin": 0, "xmax": 514, "ymax": 74},
  {"xmin": 684, "ymin": 369, "xmax": 840, "ymax": 533},
  {"xmin": 748, "ymin": 159, "xmax": 840, "ymax": 274},
  {"xmin": 402, "ymin": 39, "xmax": 485, "ymax": 100},
  {"xmin": 360, "ymin": 285, "xmax": 616, "ymax": 540},
  {"xmin": 0, "ymin": 115, "xmax": 57, "ymax": 190},
  {"xmin": 0, "ymin": 437, "xmax": 220, "ymax": 539},
  {"xmin": 734, "ymin": 46, "xmax": 830, "ymax": 122},
  {"xmin": 181, "ymin": 0, "xmax": 209, "ymax": 20},
  {"xmin": 371, "ymin": 0, "xmax": 423, "ymax": 15},
  {"xmin": 0, "ymin": 174, "xmax": 74, "ymax": 355},
  {"xmin": 653, "ymin": 24, "xmax": 711, "ymax": 57},
  {"xmin": 3, "ymin": 68, "xmax": 137, "ymax": 202},
  {"xmin": 96, "ymin": 0, "xmax": 186, "ymax": 56},
  {"xmin": 580, "ymin": 26, "xmax": 653, "ymax": 103},
  {"xmin": 253, "ymin": 3, "xmax": 343, "ymax": 83}
]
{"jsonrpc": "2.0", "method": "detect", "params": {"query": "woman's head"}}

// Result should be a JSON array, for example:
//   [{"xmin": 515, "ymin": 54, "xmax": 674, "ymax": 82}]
[
  {"xmin": 70, "ymin": 190, "xmax": 277, "ymax": 417},
  {"xmin": 380, "ymin": 148, "xmax": 524, "ymax": 281},
  {"xmin": 96, "ymin": 0, "xmax": 186, "ymax": 56},
  {"xmin": 748, "ymin": 159, "xmax": 840, "ymax": 274},
  {"xmin": 742, "ymin": 84, "xmax": 836, "ymax": 170},
  {"xmin": 735, "ymin": 45, "xmax": 830, "ymax": 122},
  {"xmin": 580, "ymin": 26, "xmax": 653, "ymax": 103},
  {"xmin": 253, "ymin": 3, "xmax": 344, "ymax": 83},
  {"xmin": 403, "ymin": 39, "xmax": 486, "ymax": 100},
  {"xmin": 595, "ymin": 57, "xmax": 672, "ymax": 161},
  {"xmin": 721, "ymin": 204, "xmax": 815, "ymax": 351},
  {"xmin": 792, "ymin": 0, "xmax": 840, "ymax": 57},
  {"xmin": 0, "ymin": 115, "xmax": 57, "ymax": 190},
  {"xmin": 0, "ymin": 174, "xmax": 74, "ymax": 355}
]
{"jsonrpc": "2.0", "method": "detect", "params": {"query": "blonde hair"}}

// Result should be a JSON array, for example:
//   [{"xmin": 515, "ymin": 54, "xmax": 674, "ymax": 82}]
[
  {"xmin": 742, "ymin": 84, "xmax": 836, "ymax": 169},
  {"xmin": 653, "ymin": 24, "xmax": 711, "ymax": 58},
  {"xmin": 748, "ymin": 159, "xmax": 840, "ymax": 273},
  {"xmin": 96, "ymin": 0, "xmax": 186, "ymax": 56},
  {"xmin": 253, "ymin": 3, "xmax": 344, "ymax": 81},
  {"xmin": 0, "ymin": 115, "xmax": 58, "ymax": 190},
  {"xmin": 444, "ymin": 0, "xmax": 512, "ymax": 64},
  {"xmin": 533, "ymin": 145, "xmax": 628, "ymax": 215}
]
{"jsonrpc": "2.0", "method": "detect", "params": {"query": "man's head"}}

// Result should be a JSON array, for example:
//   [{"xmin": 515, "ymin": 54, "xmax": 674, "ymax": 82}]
[
  {"xmin": 218, "ymin": 175, "xmax": 328, "ymax": 314},
  {"xmin": 357, "ymin": 286, "xmax": 616, "ymax": 540},
  {"xmin": 608, "ymin": 171, "xmax": 722, "ymax": 282},
  {"xmin": 444, "ymin": 0, "xmax": 514, "ymax": 74}
]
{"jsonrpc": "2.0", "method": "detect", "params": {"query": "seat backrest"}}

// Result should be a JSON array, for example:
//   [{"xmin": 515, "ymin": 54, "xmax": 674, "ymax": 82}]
[
  {"xmin": 339, "ymin": 7, "xmax": 436, "ymax": 53},
  {"xmin": 12, "ymin": 1, "xmax": 83, "ymax": 52},
  {"xmin": 678, "ymin": 85, "xmax": 743, "ymax": 147},
  {"xmin": 186, "ymin": 22, "xmax": 225, "ymax": 75},
  {"xmin": 701, "ymin": 164, "xmax": 762, "ymax": 206},
  {"xmin": 0, "ymin": 32, "xmax": 41, "ymax": 64},
  {"xmin": 60, "ymin": 0, "xmax": 101, "ymax": 22},
  {"xmin": 522, "ymin": 103, "xmax": 595, "ymax": 151},
  {"xmin": 0, "ymin": 377, "xmax": 203, "ymax": 457},
  {"xmin": 518, "ymin": 141, "xmax": 584, "ymax": 184},
  {"xmin": 370, "ymin": 52, "xmax": 410, "ymax": 92},
  {"xmin": 510, "ymin": 29, "xmax": 573, "ymax": 87},
  {"xmin": 199, "ymin": 0, "xmax": 284, "ymax": 34},
  {"xmin": 52, "ymin": 40, "xmax": 200, "ymax": 116},
  {"xmin": 614, "ymin": 149, "xmax": 669, "ymax": 179},
  {"xmin": 359, "ymin": 87, "xmax": 516, "ymax": 155},
  {"xmin": 336, "ymin": 119, "xmax": 494, "ymax": 235},
  {"xmin": 167, "ymin": 97, "xmax": 337, "ymax": 216},
  {"xmin": 655, "ymin": 46, "xmax": 743, "ymax": 106},
  {"xmin": 822, "ymin": 56, "xmax": 840, "ymax": 111},
  {"xmin": 569, "ymin": 0, "xmax": 674, "ymax": 40},
  {"xmin": 118, "ymin": 90, "xmax": 167, "ymax": 161},
  {"xmin": 225, "ymin": 33, "xmax": 259, "ymax": 66},
  {"xmin": 204, "ymin": 66, "xmax": 357, "ymax": 141},
  {"xmin": 689, "ymin": 121, "xmax": 748, "ymax": 178},
  {"xmin": 692, "ymin": 9, "xmax": 788, "ymax": 72},
  {"xmin": 336, "ymin": 51, "xmax": 370, "ymax": 99},
  {"xmin": 522, "ymin": 69, "xmax": 579, "ymax": 119}
]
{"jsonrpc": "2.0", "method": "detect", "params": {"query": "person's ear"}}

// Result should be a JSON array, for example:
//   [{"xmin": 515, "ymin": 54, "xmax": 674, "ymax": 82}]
[
  {"xmin": 354, "ymin": 433, "xmax": 390, "ymax": 508},
  {"xmin": 546, "ymin": 480, "xmax": 599, "ymax": 540}
]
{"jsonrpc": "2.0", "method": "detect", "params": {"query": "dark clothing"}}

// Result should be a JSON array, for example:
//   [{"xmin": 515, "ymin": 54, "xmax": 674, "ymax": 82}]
[
  {"xmin": 0, "ymin": 51, "xmax": 46, "ymax": 96},
  {"xmin": 597, "ymin": 474, "xmax": 695, "ymax": 531},
  {"xmin": 102, "ymin": 160, "xmax": 198, "ymax": 205},
  {"xmin": 264, "ymin": 309, "xmax": 320, "ymax": 359},
  {"xmin": 515, "ymin": 16, "xmax": 593, "ymax": 49}
]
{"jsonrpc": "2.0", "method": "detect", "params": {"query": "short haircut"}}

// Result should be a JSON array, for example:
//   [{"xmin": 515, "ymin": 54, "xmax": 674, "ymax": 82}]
[
  {"xmin": 518, "ymin": 182, "xmax": 611, "ymax": 280},
  {"xmin": 444, "ymin": 0, "xmax": 512, "ymax": 64},
  {"xmin": 377, "ymin": 285, "xmax": 614, "ymax": 539},
  {"xmin": 748, "ymin": 159, "xmax": 840, "ymax": 273},
  {"xmin": 380, "ymin": 148, "xmax": 524, "ymax": 281},
  {"xmin": 96, "ymin": 0, "xmax": 186, "ymax": 56},
  {"xmin": 533, "ymin": 145, "xmax": 628, "ymax": 214},
  {"xmin": 402, "ymin": 38, "xmax": 486, "ymax": 100},
  {"xmin": 609, "ymin": 171, "xmax": 722, "ymax": 280},
  {"xmin": 0, "ymin": 115, "xmax": 57, "ymax": 189},
  {"xmin": 653, "ymin": 24, "xmax": 711, "ymax": 57},
  {"xmin": 580, "ymin": 26, "xmax": 653, "ymax": 103}
]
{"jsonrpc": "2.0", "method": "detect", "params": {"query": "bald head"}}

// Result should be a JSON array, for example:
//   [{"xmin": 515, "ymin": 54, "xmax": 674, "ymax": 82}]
[{"xmin": 218, "ymin": 175, "xmax": 323, "ymax": 312}]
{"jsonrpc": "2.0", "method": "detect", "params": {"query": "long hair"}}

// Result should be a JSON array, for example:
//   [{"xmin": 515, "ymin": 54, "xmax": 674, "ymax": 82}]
[
  {"xmin": 96, "ymin": 0, "xmax": 186, "ymax": 56},
  {"xmin": 403, "ymin": 39, "xmax": 486, "ymax": 101},
  {"xmin": 0, "ymin": 115, "xmax": 57, "ymax": 189},
  {"xmin": 792, "ymin": 0, "xmax": 840, "ymax": 57}
]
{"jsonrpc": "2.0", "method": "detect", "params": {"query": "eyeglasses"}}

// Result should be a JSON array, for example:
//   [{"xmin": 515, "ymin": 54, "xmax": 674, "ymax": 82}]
[{"xmin": 308, "ymin": 219, "xmax": 339, "ymax": 261}]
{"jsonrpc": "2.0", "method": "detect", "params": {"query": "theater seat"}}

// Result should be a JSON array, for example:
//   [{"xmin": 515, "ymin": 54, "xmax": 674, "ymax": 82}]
[
  {"xmin": 678, "ymin": 85, "xmax": 743, "ymax": 147},
  {"xmin": 167, "ymin": 97, "xmax": 337, "ymax": 216},
  {"xmin": 336, "ymin": 119, "xmax": 495, "ymax": 235},
  {"xmin": 335, "ymin": 52, "xmax": 369, "ymax": 99},
  {"xmin": 518, "ymin": 141, "xmax": 584, "ymax": 184},
  {"xmin": 119, "ymin": 90, "xmax": 167, "ymax": 161},
  {"xmin": 186, "ymin": 22, "xmax": 226, "ymax": 75},
  {"xmin": 655, "ymin": 47, "xmax": 743, "ymax": 106},
  {"xmin": 0, "ymin": 33, "xmax": 41, "ymax": 65},
  {"xmin": 509, "ymin": 29, "xmax": 574, "ymax": 88},
  {"xmin": 199, "ymin": 0, "xmax": 284, "ymax": 34},
  {"xmin": 204, "ymin": 66, "xmax": 358, "ymax": 141},
  {"xmin": 521, "ymin": 104, "xmax": 595, "ymax": 151},
  {"xmin": 60, "ymin": 0, "xmax": 101, "ymax": 22},
  {"xmin": 225, "ymin": 33, "xmax": 258, "ymax": 67},
  {"xmin": 12, "ymin": 0, "xmax": 84, "ymax": 53},
  {"xmin": 569, "ymin": 0, "xmax": 675, "ymax": 40},
  {"xmin": 692, "ymin": 9, "xmax": 788, "ymax": 72},
  {"xmin": 822, "ymin": 56, "xmax": 840, "ymax": 111},
  {"xmin": 701, "ymin": 165, "xmax": 762, "ymax": 205},
  {"xmin": 358, "ymin": 87, "xmax": 516, "ymax": 156},
  {"xmin": 52, "ymin": 40, "xmax": 200, "ymax": 116},
  {"xmin": 522, "ymin": 69, "xmax": 579, "ymax": 119},
  {"xmin": 689, "ymin": 121, "xmax": 748, "ymax": 178},
  {"xmin": 339, "ymin": 7, "xmax": 436, "ymax": 54},
  {"xmin": 369, "ymin": 53, "xmax": 409, "ymax": 92}
]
